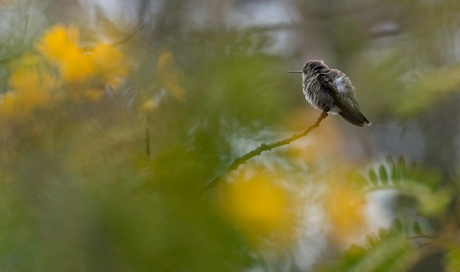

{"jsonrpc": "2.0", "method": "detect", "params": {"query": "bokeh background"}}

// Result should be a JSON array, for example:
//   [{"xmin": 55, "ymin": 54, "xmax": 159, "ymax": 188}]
[{"xmin": 0, "ymin": 0, "xmax": 459, "ymax": 271}]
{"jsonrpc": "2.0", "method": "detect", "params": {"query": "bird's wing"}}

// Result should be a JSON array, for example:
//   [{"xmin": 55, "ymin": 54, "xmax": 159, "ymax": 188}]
[{"xmin": 318, "ymin": 73, "xmax": 367, "ymax": 127}]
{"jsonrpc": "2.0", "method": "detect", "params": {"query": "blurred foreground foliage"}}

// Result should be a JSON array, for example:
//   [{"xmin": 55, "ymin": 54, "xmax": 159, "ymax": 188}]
[
  {"xmin": 317, "ymin": 156, "xmax": 456, "ymax": 272},
  {"xmin": 0, "ymin": 8, "xmax": 288, "ymax": 271},
  {"xmin": 0, "ymin": 1, "xmax": 460, "ymax": 271}
]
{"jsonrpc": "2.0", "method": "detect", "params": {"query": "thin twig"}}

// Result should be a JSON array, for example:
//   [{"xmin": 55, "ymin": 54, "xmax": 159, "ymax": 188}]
[
  {"xmin": 109, "ymin": 20, "xmax": 145, "ymax": 47},
  {"xmin": 145, "ymin": 128, "xmax": 151, "ymax": 160},
  {"xmin": 408, "ymin": 235, "xmax": 435, "ymax": 240},
  {"xmin": 205, "ymin": 111, "xmax": 329, "ymax": 189}
]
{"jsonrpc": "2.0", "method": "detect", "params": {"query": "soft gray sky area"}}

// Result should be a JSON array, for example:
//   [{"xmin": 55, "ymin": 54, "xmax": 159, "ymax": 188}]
[{"xmin": 83, "ymin": 0, "xmax": 301, "ymax": 55}]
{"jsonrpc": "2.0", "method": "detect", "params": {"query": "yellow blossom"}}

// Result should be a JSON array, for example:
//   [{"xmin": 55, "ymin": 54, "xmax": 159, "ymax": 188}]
[
  {"xmin": 322, "ymin": 178, "xmax": 368, "ymax": 244},
  {"xmin": 36, "ymin": 25, "xmax": 127, "ymax": 85},
  {"xmin": 34, "ymin": 24, "xmax": 129, "ymax": 101},
  {"xmin": 283, "ymin": 108, "xmax": 343, "ymax": 163},
  {"xmin": 93, "ymin": 43, "xmax": 128, "ymax": 85},
  {"xmin": 61, "ymin": 50, "xmax": 96, "ymax": 83},
  {"xmin": 141, "ymin": 98, "xmax": 158, "ymax": 112},
  {"xmin": 36, "ymin": 25, "xmax": 80, "ymax": 62},
  {"xmin": 36, "ymin": 25, "xmax": 96, "ymax": 83},
  {"xmin": 217, "ymin": 166, "xmax": 297, "ymax": 248},
  {"xmin": 3, "ymin": 54, "xmax": 58, "ymax": 118}
]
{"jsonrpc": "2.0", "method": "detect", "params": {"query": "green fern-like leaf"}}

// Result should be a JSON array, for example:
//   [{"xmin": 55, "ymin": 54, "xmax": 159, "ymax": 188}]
[
  {"xmin": 318, "ymin": 233, "xmax": 418, "ymax": 272},
  {"xmin": 379, "ymin": 165, "xmax": 389, "ymax": 184}
]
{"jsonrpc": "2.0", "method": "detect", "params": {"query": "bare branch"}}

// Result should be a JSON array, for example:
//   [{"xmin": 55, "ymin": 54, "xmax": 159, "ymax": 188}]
[
  {"xmin": 109, "ymin": 20, "xmax": 145, "ymax": 47},
  {"xmin": 205, "ymin": 111, "xmax": 329, "ymax": 189},
  {"xmin": 145, "ymin": 128, "xmax": 150, "ymax": 160}
]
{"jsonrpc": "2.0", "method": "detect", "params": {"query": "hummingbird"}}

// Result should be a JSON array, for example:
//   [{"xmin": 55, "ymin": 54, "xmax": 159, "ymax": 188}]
[{"xmin": 290, "ymin": 60, "xmax": 371, "ymax": 127}]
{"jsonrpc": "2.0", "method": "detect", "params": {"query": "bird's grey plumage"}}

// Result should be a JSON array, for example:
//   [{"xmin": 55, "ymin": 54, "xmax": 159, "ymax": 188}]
[{"xmin": 296, "ymin": 60, "xmax": 371, "ymax": 127}]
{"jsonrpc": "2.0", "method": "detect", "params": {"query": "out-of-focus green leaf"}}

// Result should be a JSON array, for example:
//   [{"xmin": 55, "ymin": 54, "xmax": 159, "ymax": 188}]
[
  {"xmin": 368, "ymin": 168, "xmax": 378, "ymax": 186},
  {"xmin": 353, "ymin": 172, "xmax": 369, "ymax": 187},
  {"xmin": 366, "ymin": 157, "xmax": 449, "ymax": 216},
  {"xmin": 398, "ymin": 156, "xmax": 407, "ymax": 176},
  {"xmin": 398, "ymin": 65, "xmax": 460, "ymax": 116},
  {"xmin": 413, "ymin": 222, "xmax": 422, "ymax": 235},
  {"xmin": 379, "ymin": 165, "xmax": 389, "ymax": 184},
  {"xmin": 317, "ymin": 233, "xmax": 418, "ymax": 272},
  {"xmin": 446, "ymin": 246, "xmax": 460, "ymax": 272},
  {"xmin": 393, "ymin": 219, "xmax": 403, "ymax": 234}
]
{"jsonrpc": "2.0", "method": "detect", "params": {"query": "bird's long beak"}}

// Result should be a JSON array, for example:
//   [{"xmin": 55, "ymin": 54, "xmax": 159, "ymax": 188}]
[{"xmin": 288, "ymin": 70, "xmax": 302, "ymax": 73}]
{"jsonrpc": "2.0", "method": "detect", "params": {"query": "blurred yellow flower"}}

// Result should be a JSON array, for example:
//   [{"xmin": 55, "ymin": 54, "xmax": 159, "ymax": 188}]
[
  {"xmin": 35, "ymin": 25, "xmax": 128, "ymax": 90},
  {"xmin": 283, "ymin": 108, "xmax": 343, "ymax": 163},
  {"xmin": 322, "ymin": 178, "xmax": 368, "ymax": 245},
  {"xmin": 156, "ymin": 50, "xmax": 185, "ymax": 99},
  {"xmin": 61, "ymin": 51, "xmax": 96, "ymax": 83},
  {"xmin": 36, "ymin": 25, "xmax": 80, "ymax": 62},
  {"xmin": 141, "ymin": 98, "xmax": 158, "ymax": 112},
  {"xmin": 36, "ymin": 25, "xmax": 96, "ymax": 83},
  {"xmin": 3, "ymin": 25, "xmax": 124, "ymax": 116},
  {"xmin": 217, "ymin": 166, "xmax": 297, "ymax": 248},
  {"xmin": 3, "ymin": 54, "xmax": 58, "ymax": 118},
  {"xmin": 93, "ymin": 43, "xmax": 128, "ymax": 85}
]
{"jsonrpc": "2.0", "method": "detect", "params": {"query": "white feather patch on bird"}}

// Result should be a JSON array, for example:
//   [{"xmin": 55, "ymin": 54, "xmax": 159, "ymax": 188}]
[
  {"xmin": 329, "ymin": 106, "xmax": 340, "ymax": 114},
  {"xmin": 334, "ymin": 77, "xmax": 346, "ymax": 93}
]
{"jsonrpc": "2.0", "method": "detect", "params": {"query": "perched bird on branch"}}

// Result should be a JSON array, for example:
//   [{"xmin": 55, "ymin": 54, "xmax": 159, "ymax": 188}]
[{"xmin": 290, "ymin": 60, "xmax": 371, "ymax": 127}]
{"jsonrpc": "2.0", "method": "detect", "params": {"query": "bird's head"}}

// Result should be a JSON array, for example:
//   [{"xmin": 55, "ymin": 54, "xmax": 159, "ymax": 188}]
[
  {"xmin": 303, "ymin": 60, "xmax": 329, "ymax": 75},
  {"xmin": 289, "ymin": 60, "xmax": 329, "ymax": 79}
]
